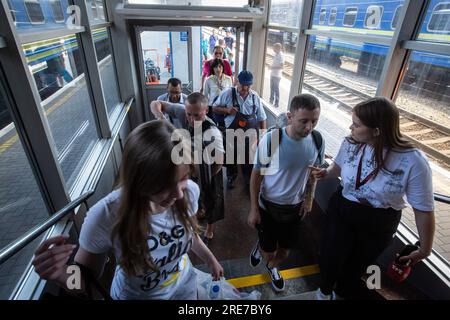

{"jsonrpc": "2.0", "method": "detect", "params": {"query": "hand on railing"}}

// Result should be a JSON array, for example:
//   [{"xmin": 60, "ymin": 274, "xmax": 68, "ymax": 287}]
[{"xmin": 32, "ymin": 235, "xmax": 76, "ymax": 281}]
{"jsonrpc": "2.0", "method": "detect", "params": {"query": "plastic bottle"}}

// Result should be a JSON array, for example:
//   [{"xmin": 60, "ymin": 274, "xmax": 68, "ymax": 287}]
[{"xmin": 208, "ymin": 280, "xmax": 222, "ymax": 300}]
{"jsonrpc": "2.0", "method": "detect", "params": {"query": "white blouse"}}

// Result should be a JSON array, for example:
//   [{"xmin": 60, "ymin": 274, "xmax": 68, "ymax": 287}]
[
  {"xmin": 335, "ymin": 138, "xmax": 434, "ymax": 211},
  {"xmin": 204, "ymin": 74, "xmax": 233, "ymax": 106}
]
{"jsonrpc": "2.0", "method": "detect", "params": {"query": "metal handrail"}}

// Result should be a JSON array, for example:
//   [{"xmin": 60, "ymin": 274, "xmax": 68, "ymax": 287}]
[
  {"xmin": 0, "ymin": 191, "xmax": 93, "ymax": 265},
  {"xmin": 434, "ymin": 193, "xmax": 450, "ymax": 205},
  {"xmin": 0, "ymin": 96, "xmax": 134, "ymax": 266}
]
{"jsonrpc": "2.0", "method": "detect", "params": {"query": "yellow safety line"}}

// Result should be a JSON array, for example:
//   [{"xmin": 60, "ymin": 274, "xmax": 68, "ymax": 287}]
[
  {"xmin": 0, "ymin": 134, "xmax": 19, "ymax": 154},
  {"xmin": 0, "ymin": 86, "xmax": 78, "ymax": 155},
  {"xmin": 227, "ymin": 264, "xmax": 320, "ymax": 289}
]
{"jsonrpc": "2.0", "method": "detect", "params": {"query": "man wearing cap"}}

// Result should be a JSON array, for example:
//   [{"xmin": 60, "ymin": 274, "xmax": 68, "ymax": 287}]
[{"xmin": 212, "ymin": 70, "xmax": 267, "ymax": 189}]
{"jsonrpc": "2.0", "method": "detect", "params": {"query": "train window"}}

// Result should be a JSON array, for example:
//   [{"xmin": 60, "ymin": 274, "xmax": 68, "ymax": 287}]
[
  {"xmin": 364, "ymin": 5, "xmax": 383, "ymax": 29},
  {"xmin": 319, "ymin": 8, "xmax": 327, "ymax": 25},
  {"xmin": 329, "ymin": 7, "xmax": 337, "ymax": 25},
  {"xmin": 428, "ymin": 2, "xmax": 450, "ymax": 32},
  {"xmin": 343, "ymin": 7, "xmax": 358, "ymax": 27},
  {"xmin": 50, "ymin": 0, "xmax": 65, "ymax": 23},
  {"xmin": 391, "ymin": 5, "xmax": 403, "ymax": 30},
  {"xmin": 93, "ymin": 27, "xmax": 121, "ymax": 117},
  {"xmin": 24, "ymin": 0, "xmax": 45, "ymax": 24}
]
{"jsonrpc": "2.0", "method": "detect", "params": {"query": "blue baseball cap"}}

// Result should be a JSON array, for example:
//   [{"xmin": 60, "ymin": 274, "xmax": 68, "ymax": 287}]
[{"xmin": 237, "ymin": 70, "xmax": 253, "ymax": 86}]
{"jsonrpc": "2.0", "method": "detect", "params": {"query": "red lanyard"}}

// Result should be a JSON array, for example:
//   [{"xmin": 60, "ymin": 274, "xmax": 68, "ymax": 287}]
[{"xmin": 355, "ymin": 144, "xmax": 377, "ymax": 190}]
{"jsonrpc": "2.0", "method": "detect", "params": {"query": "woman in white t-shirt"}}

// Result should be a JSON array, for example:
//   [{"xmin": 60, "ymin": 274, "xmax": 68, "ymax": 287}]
[
  {"xmin": 32, "ymin": 121, "xmax": 224, "ymax": 299},
  {"xmin": 311, "ymin": 97, "xmax": 435, "ymax": 299}
]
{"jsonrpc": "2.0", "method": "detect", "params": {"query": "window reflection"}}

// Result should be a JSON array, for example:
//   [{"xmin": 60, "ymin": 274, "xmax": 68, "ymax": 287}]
[
  {"xmin": 7, "ymin": 0, "xmax": 72, "ymax": 32},
  {"xmin": 269, "ymin": 0, "xmax": 303, "ymax": 28},
  {"xmin": 93, "ymin": 28, "xmax": 121, "ymax": 117},
  {"xmin": 23, "ymin": 35, "xmax": 99, "ymax": 190},
  {"xmin": 262, "ymin": 29, "xmax": 296, "ymax": 112}
]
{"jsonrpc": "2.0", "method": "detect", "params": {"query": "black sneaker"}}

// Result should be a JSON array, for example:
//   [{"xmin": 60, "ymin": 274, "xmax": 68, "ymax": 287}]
[
  {"xmin": 249, "ymin": 241, "xmax": 262, "ymax": 268},
  {"xmin": 266, "ymin": 264, "xmax": 285, "ymax": 292}
]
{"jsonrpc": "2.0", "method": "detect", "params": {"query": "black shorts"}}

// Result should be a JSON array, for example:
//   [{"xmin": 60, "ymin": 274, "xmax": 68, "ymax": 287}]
[{"xmin": 257, "ymin": 204, "xmax": 302, "ymax": 253}]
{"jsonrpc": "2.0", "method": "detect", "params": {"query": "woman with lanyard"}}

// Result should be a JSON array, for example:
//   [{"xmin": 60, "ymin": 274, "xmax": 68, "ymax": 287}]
[
  {"xmin": 310, "ymin": 97, "xmax": 435, "ymax": 299},
  {"xmin": 203, "ymin": 58, "xmax": 233, "ymax": 128}
]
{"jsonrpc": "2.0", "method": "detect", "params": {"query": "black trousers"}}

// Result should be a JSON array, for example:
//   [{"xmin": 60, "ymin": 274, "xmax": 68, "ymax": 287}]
[{"xmin": 319, "ymin": 189, "xmax": 401, "ymax": 297}]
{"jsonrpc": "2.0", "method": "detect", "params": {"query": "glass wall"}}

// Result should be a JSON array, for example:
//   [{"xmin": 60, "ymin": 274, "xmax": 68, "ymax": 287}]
[
  {"xmin": 305, "ymin": 37, "xmax": 386, "ymax": 106},
  {"xmin": 140, "ymin": 30, "xmax": 190, "ymax": 85},
  {"xmin": 6, "ymin": 0, "xmax": 79, "ymax": 33},
  {"xmin": 0, "ymin": 81, "xmax": 48, "ymax": 299},
  {"xmin": 262, "ymin": 0, "xmax": 303, "ymax": 113},
  {"xmin": 93, "ymin": 27, "xmax": 121, "ymax": 118},
  {"xmin": 126, "ymin": 0, "xmax": 249, "ymax": 6},
  {"xmin": 86, "ymin": 0, "xmax": 106, "ymax": 23},
  {"xmin": 23, "ymin": 35, "xmax": 99, "ymax": 190},
  {"xmin": 311, "ymin": 0, "xmax": 405, "ymax": 37},
  {"xmin": 396, "ymin": 51, "xmax": 450, "ymax": 259},
  {"xmin": 269, "ymin": 0, "xmax": 303, "ymax": 28},
  {"xmin": 417, "ymin": 2, "xmax": 450, "ymax": 43},
  {"xmin": 262, "ymin": 29, "xmax": 297, "ymax": 111}
]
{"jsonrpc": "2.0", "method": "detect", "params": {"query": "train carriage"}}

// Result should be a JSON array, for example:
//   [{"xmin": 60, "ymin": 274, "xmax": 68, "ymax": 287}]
[{"xmin": 308, "ymin": 0, "xmax": 450, "ymax": 94}]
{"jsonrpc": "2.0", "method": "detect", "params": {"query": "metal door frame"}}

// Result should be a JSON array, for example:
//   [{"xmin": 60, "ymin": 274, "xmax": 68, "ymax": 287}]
[{"xmin": 136, "ymin": 26, "xmax": 193, "ymax": 120}]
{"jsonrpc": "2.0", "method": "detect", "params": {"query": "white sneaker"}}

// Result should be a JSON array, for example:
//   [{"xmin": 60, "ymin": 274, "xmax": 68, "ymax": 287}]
[{"xmin": 315, "ymin": 288, "xmax": 336, "ymax": 300}]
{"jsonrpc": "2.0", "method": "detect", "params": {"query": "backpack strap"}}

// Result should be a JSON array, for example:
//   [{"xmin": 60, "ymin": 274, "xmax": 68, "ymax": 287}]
[
  {"xmin": 311, "ymin": 130, "xmax": 324, "ymax": 164},
  {"xmin": 231, "ymin": 87, "xmax": 239, "ymax": 110}
]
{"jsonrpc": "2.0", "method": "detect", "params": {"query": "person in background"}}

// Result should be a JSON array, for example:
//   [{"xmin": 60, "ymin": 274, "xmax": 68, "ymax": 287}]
[
  {"xmin": 200, "ymin": 46, "xmax": 232, "ymax": 94},
  {"xmin": 32, "ymin": 121, "xmax": 224, "ymax": 299},
  {"xmin": 224, "ymin": 30, "xmax": 234, "ymax": 51},
  {"xmin": 269, "ymin": 43, "xmax": 284, "ymax": 108},
  {"xmin": 311, "ymin": 97, "xmax": 435, "ymax": 300},
  {"xmin": 203, "ymin": 58, "xmax": 233, "ymax": 127},
  {"xmin": 209, "ymin": 29, "xmax": 219, "ymax": 56}
]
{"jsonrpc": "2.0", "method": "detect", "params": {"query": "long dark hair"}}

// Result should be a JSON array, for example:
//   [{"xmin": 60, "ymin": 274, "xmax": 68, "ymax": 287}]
[
  {"xmin": 350, "ymin": 97, "xmax": 415, "ymax": 176},
  {"xmin": 111, "ymin": 121, "xmax": 200, "ymax": 276},
  {"xmin": 209, "ymin": 58, "xmax": 225, "ymax": 76}
]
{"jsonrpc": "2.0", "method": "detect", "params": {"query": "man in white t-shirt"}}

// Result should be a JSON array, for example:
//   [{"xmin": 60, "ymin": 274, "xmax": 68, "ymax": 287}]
[
  {"xmin": 247, "ymin": 94, "xmax": 324, "ymax": 292},
  {"xmin": 269, "ymin": 43, "xmax": 284, "ymax": 108}
]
